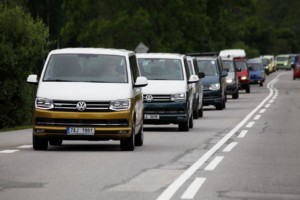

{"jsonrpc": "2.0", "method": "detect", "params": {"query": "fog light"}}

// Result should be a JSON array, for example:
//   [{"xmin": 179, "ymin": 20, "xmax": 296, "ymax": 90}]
[
  {"xmin": 118, "ymin": 130, "xmax": 128, "ymax": 134},
  {"xmin": 35, "ymin": 129, "xmax": 44, "ymax": 133}
]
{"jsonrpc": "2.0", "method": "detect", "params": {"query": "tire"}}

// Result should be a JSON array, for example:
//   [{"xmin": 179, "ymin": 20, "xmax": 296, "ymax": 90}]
[
  {"xmin": 232, "ymin": 90, "xmax": 239, "ymax": 99},
  {"xmin": 49, "ymin": 139, "xmax": 62, "ymax": 146},
  {"xmin": 259, "ymin": 82, "xmax": 263, "ymax": 87},
  {"xmin": 135, "ymin": 124, "xmax": 144, "ymax": 146},
  {"xmin": 33, "ymin": 135, "xmax": 48, "ymax": 150},
  {"xmin": 198, "ymin": 106, "xmax": 203, "ymax": 118},
  {"xmin": 179, "ymin": 118, "xmax": 189, "ymax": 132},
  {"xmin": 215, "ymin": 103, "xmax": 223, "ymax": 110},
  {"xmin": 246, "ymin": 85, "xmax": 250, "ymax": 93},
  {"xmin": 189, "ymin": 114, "xmax": 193, "ymax": 129},
  {"xmin": 193, "ymin": 109, "xmax": 199, "ymax": 119},
  {"xmin": 120, "ymin": 121, "xmax": 135, "ymax": 151}
]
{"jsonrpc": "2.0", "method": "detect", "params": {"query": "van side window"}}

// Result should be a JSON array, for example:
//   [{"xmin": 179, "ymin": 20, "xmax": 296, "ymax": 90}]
[
  {"xmin": 129, "ymin": 55, "xmax": 139, "ymax": 84},
  {"xmin": 183, "ymin": 58, "xmax": 190, "ymax": 80}
]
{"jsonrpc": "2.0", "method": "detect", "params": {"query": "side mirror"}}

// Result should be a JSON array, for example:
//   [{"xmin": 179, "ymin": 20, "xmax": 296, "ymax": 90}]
[
  {"xmin": 236, "ymin": 67, "xmax": 241, "ymax": 72},
  {"xmin": 134, "ymin": 76, "xmax": 148, "ymax": 87},
  {"xmin": 221, "ymin": 70, "xmax": 228, "ymax": 77},
  {"xmin": 198, "ymin": 72, "xmax": 205, "ymax": 79},
  {"xmin": 188, "ymin": 74, "xmax": 199, "ymax": 83},
  {"xmin": 27, "ymin": 74, "xmax": 38, "ymax": 85}
]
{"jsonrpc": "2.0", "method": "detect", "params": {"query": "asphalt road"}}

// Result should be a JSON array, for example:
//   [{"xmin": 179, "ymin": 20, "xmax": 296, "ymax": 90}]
[{"xmin": 1, "ymin": 70, "xmax": 299, "ymax": 200}]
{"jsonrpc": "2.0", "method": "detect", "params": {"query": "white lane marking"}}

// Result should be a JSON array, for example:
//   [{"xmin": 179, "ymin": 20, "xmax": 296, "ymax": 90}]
[
  {"xmin": 223, "ymin": 142, "xmax": 238, "ymax": 152},
  {"xmin": 205, "ymin": 156, "xmax": 224, "ymax": 171},
  {"xmin": 181, "ymin": 178, "xmax": 206, "ymax": 199},
  {"xmin": 259, "ymin": 108, "xmax": 266, "ymax": 113},
  {"xmin": 265, "ymin": 104, "xmax": 271, "ymax": 108},
  {"xmin": 238, "ymin": 130, "xmax": 248, "ymax": 138},
  {"xmin": 269, "ymin": 99, "xmax": 274, "ymax": 103},
  {"xmin": 254, "ymin": 115, "xmax": 261, "ymax": 120},
  {"xmin": 156, "ymin": 76, "xmax": 280, "ymax": 200},
  {"xmin": 18, "ymin": 145, "xmax": 33, "ymax": 149},
  {"xmin": 0, "ymin": 150, "xmax": 19, "ymax": 153},
  {"xmin": 246, "ymin": 121, "xmax": 255, "ymax": 128}
]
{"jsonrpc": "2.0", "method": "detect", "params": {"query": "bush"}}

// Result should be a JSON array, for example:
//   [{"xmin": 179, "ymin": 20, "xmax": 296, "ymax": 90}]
[{"xmin": 0, "ymin": 4, "xmax": 48, "ymax": 128}]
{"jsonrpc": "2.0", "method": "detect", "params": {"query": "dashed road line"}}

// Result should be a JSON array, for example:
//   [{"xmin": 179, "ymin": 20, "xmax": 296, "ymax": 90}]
[
  {"xmin": 238, "ymin": 130, "xmax": 248, "ymax": 138},
  {"xmin": 18, "ymin": 145, "xmax": 33, "ymax": 149},
  {"xmin": 265, "ymin": 104, "xmax": 271, "ymax": 108},
  {"xmin": 223, "ymin": 142, "xmax": 238, "ymax": 152},
  {"xmin": 205, "ymin": 156, "xmax": 224, "ymax": 171},
  {"xmin": 254, "ymin": 114, "xmax": 261, "ymax": 120},
  {"xmin": 0, "ymin": 150, "xmax": 19, "ymax": 153},
  {"xmin": 181, "ymin": 178, "xmax": 206, "ymax": 199},
  {"xmin": 246, "ymin": 121, "xmax": 255, "ymax": 128},
  {"xmin": 259, "ymin": 108, "xmax": 266, "ymax": 113}
]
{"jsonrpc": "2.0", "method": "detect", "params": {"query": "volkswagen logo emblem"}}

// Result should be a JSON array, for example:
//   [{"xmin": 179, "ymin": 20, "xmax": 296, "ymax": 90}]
[
  {"xmin": 145, "ymin": 94, "xmax": 153, "ymax": 102},
  {"xmin": 76, "ymin": 101, "xmax": 87, "ymax": 111}
]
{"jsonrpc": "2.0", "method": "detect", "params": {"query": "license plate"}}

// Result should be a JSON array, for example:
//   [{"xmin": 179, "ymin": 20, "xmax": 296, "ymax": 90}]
[
  {"xmin": 144, "ymin": 114, "xmax": 160, "ymax": 120},
  {"xmin": 67, "ymin": 127, "xmax": 95, "ymax": 135}
]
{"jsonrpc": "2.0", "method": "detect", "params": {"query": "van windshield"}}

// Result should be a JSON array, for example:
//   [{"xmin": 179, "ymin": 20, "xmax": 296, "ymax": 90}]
[
  {"xmin": 137, "ymin": 58, "xmax": 184, "ymax": 80},
  {"xmin": 235, "ymin": 61, "xmax": 248, "ymax": 70},
  {"xmin": 43, "ymin": 54, "xmax": 128, "ymax": 83},
  {"xmin": 276, "ymin": 56, "xmax": 288, "ymax": 62},
  {"xmin": 196, "ymin": 60, "xmax": 219, "ymax": 76},
  {"xmin": 222, "ymin": 60, "xmax": 235, "ymax": 72}
]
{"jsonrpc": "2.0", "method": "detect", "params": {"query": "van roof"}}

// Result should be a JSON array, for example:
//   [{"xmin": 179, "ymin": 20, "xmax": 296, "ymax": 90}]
[
  {"xmin": 219, "ymin": 49, "xmax": 246, "ymax": 58},
  {"xmin": 136, "ymin": 53, "xmax": 185, "ymax": 59},
  {"xmin": 49, "ymin": 48, "xmax": 135, "ymax": 57}
]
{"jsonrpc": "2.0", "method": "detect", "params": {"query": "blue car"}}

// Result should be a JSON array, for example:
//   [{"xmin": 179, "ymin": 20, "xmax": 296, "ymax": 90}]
[{"xmin": 247, "ymin": 58, "xmax": 265, "ymax": 87}]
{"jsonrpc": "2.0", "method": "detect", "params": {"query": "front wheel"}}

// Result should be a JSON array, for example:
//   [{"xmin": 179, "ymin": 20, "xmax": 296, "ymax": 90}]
[
  {"xmin": 120, "ymin": 122, "xmax": 135, "ymax": 151},
  {"xmin": 33, "ymin": 135, "xmax": 48, "ymax": 150},
  {"xmin": 246, "ymin": 85, "xmax": 250, "ymax": 93},
  {"xmin": 179, "ymin": 118, "xmax": 189, "ymax": 132},
  {"xmin": 135, "ymin": 124, "xmax": 144, "ymax": 146}
]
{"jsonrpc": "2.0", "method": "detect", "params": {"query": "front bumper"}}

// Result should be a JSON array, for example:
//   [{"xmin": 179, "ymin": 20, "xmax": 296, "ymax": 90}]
[
  {"xmin": 203, "ymin": 90, "xmax": 222, "ymax": 106},
  {"xmin": 32, "ymin": 108, "xmax": 133, "ymax": 140},
  {"xmin": 143, "ymin": 101, "xmax": 189, "ymax": 124}
]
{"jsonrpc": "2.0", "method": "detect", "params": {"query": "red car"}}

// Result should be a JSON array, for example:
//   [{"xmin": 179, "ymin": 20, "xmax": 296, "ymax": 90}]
[
  {"xmin": 293, "ymin": 55, "xmax": 300, "ymax": 80},
  {"xmin": 234, "ymin": 57, "xmax": 251, "ymax": 93}
]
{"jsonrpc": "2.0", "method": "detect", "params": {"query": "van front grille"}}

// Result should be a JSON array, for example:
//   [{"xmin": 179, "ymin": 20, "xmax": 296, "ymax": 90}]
[
  {"xmin": 53, "ymin": 100, "xmax": 110, "ymax": 112},
  {"xmin": 143, "ymin": 94, "xmax": 171, "ymax": 102}
]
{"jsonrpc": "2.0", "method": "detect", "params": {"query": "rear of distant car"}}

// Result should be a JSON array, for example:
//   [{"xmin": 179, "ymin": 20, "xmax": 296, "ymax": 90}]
[
  {"xmin": 247, "ymin": 58, "xmax": 265, "ymax": 87},
  {"xmin": 275, "ymin": 54, "xmax": 292, "ymax": 70},
  {"xmin": 292, "ymin": 55, "xmax": 300, "ymax": 80}
]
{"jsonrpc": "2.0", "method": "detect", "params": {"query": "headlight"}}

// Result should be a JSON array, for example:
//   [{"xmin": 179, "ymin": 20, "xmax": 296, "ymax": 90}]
[
  {"xmin": 241, "ymin": 76, "xmax": 248, "ymax": 80},
  {"xmin": 226, "ymin": 79, "xmax": 233, "ymax": 83},
  {"xmin": 109, "ymin": 99, "xmax": 130, "ymax": 111},
  {"xmin": 35, "ymin": 98, "xmax": 54, "ymax": 109},
  {"xmin": 171, "ymin": 93, "xmax": 186, "ymax": 102},
  {"xmin": 209, "ymin": 83, "xmax": 220, "ymax": 90}
]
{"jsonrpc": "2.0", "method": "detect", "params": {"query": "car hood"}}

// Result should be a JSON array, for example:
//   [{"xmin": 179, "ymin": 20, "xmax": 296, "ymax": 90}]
[
  {"xmin": 37, "ymin": 82, "xmax": 132, "ymax": 100},
  {"xmin": 142, "ymin": 80, "xmax": 187, "ymax": 94},
  {"xmin": 225, "ymin": 72, "xmax": 235, "ymax": 80},
  {"xmin": 250, "ymin": 70, "xmax": 264, "ymax": 76},
  {"xmin": 202, "ymin": 76, "xmax": 219, "ymax": 86}
]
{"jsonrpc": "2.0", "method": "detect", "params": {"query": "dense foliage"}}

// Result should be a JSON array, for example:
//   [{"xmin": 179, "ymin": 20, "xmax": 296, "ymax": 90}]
[
  {"xmin": 1, "ymin": 0, "xmax": 299, "ymax": 128},
  {"xmin": 0, "ymin": 3, "xmax": 48, "ymax": 128}
]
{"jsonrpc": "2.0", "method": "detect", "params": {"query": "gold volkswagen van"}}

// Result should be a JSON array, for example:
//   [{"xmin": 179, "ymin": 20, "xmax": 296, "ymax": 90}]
[{"xmin": 27, "ymin": 48, "xmax": 148, "ymax": 151}]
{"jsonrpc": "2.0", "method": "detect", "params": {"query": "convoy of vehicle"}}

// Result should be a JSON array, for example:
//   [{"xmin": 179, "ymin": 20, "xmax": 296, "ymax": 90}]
[{"xmin": 26, "ymin": 48, "xmax": 298, "ymax": 151}]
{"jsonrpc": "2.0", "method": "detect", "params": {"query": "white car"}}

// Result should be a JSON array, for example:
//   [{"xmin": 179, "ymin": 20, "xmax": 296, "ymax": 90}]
[{"xmin": 137, "ymin": 53, "xmax": 199, "ymax": 131}]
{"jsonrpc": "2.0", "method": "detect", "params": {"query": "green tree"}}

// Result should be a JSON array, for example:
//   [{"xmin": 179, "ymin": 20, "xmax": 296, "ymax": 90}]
[{"xmin": 0, "ymin": 4, "xmax": 48, "ymax": 128}]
